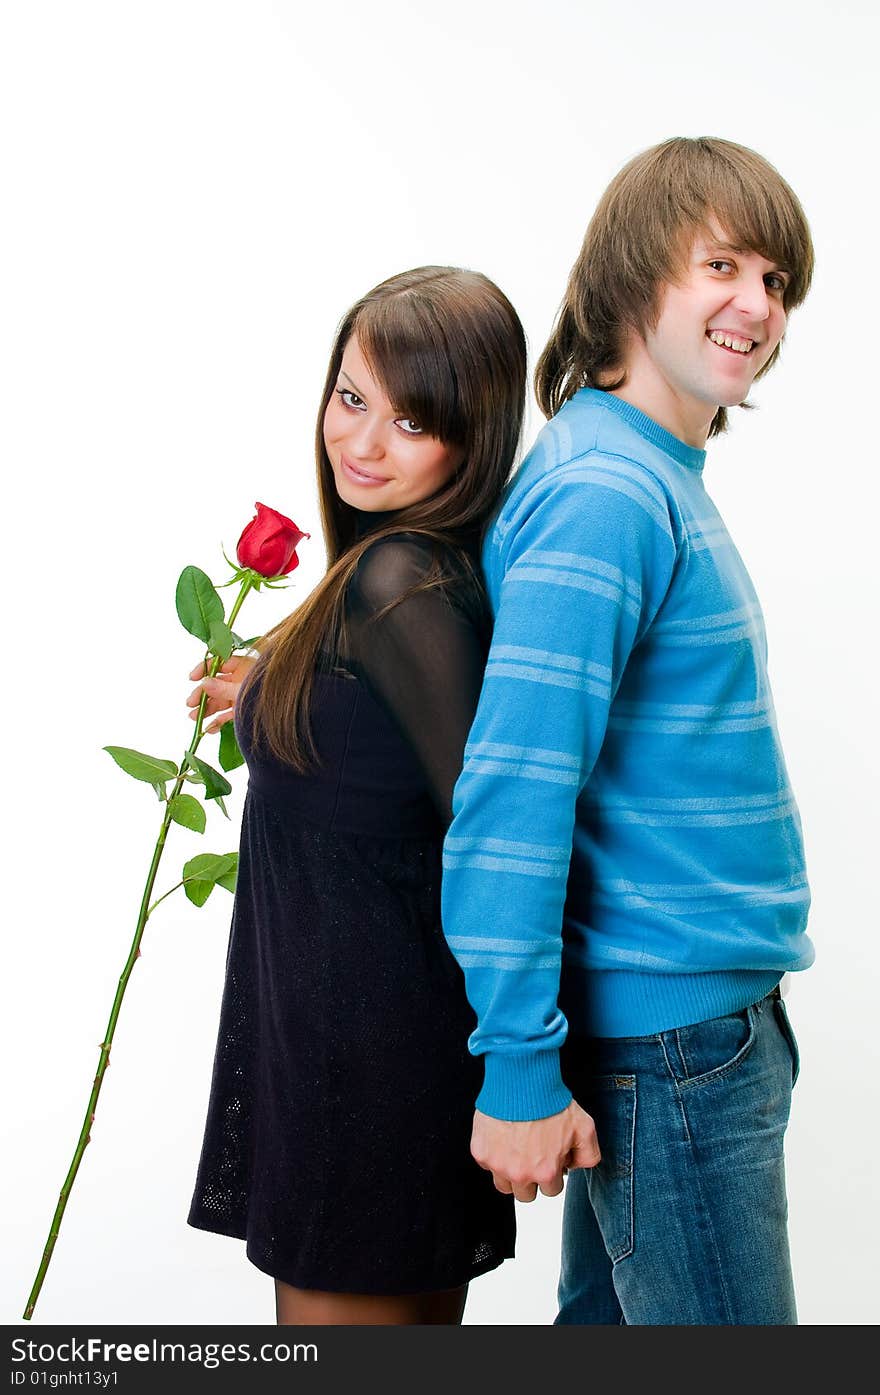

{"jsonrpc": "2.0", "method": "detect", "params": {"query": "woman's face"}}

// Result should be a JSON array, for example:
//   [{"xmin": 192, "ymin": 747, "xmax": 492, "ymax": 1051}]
[{"xmin": 323, "ymin": 335, "xmax": 464, "ymax": 512}]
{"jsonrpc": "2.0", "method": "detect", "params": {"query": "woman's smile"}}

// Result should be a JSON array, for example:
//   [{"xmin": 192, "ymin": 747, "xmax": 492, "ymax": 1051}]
[{"xmin": 339, "ymin": 454, "xmax": 391, "ymax": 486}]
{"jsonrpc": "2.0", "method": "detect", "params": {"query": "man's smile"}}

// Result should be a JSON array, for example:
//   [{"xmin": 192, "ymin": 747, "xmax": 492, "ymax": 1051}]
[{"xmin": 706, "ymin": 329, "xmax": 757, "ymax": 355}]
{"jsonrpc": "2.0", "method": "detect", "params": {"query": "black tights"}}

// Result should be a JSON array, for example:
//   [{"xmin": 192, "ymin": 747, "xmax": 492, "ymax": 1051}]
[{"xmin": 274, "ymin": 1279, "xmax": 468, "ymax": 1325}]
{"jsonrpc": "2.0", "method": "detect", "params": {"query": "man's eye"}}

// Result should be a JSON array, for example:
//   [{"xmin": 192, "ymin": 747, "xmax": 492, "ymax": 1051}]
[
  {"xmin": 337, "ymin": 388, "xmax": 365, "ymax": 409},
  {"xmin": 396, "ymin": 418, "xmax": 423, "ymax": 436}
]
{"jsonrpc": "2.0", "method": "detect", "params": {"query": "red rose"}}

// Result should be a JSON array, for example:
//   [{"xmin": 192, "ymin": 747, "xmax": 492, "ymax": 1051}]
[{"xmin": 236, "ymin": 502, "xmax": 309, "ymax": 578}]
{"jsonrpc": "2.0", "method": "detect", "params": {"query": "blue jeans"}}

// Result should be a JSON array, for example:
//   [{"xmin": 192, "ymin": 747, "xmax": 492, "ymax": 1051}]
[{"xmin": 556, "ymin": 987, "xmax": 801, "ymax": 1325}]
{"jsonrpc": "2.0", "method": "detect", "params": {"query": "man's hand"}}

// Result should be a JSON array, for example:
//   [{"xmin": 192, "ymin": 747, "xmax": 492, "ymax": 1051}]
[{"xmin": 470, "ymin": 1101, "xmax": 601, "ymax": 1202}]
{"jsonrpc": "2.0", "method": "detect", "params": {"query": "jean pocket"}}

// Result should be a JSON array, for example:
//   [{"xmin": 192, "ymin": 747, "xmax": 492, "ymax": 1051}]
[
  {"xmin": 582, "ymin": 1074, "xmax": 636, "ymax": 1263},
  {"xmin": 669, "ymin": 1002, "xmax": 759, "ymax": 1088},
  {"xmin": 773, "ymin": 997, "xmax": 801, "ymax": 1087}
]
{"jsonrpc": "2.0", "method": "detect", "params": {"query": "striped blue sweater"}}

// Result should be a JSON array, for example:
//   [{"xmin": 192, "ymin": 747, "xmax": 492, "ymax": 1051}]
[{"xmin": 441, "ymin": 388, "xmax": 814, "ymax": 1121}]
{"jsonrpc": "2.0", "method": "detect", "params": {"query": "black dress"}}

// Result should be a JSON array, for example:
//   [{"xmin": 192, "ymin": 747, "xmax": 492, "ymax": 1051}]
[{"xmin": 187, "ymin": 528, "xmax": 516, "ymax": 1293}]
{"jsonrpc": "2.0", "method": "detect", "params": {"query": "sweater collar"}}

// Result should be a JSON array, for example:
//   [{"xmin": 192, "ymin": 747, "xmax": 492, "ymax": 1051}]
[{"xmin": 578, "ymin": 388, "xmax": 707, "ymax": 474}]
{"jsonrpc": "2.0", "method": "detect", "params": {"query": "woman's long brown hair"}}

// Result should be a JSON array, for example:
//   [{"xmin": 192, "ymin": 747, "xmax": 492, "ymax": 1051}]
[{"xmin": 242, "ymin": 265, "xmax": 527, "ymax": 771}]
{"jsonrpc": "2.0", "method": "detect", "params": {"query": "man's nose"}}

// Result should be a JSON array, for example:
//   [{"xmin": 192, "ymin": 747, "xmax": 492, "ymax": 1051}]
[{"xmin": 732, "ymin": 272, "xmax": 771, "ymax": 323}]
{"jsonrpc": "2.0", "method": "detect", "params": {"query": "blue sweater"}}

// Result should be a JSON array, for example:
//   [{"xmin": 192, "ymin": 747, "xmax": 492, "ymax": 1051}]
[{"xmin": 440, "ymin": 388, "xmax": 814, "ymax": 1121}]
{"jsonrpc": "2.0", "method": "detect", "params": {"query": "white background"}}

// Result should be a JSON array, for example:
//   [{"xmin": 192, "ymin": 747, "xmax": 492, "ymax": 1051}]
[{"xmin": 2, "ymin": 0, "xmax": 877, "ymax": 1327}]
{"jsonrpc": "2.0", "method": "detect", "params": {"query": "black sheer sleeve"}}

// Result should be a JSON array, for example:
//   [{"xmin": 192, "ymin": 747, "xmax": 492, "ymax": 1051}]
[{"xmin": 341, "ymin": 534, "xmax": 489, "ymax": 830}]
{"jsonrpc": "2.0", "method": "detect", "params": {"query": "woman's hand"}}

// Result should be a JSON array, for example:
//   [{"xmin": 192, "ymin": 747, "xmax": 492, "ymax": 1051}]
[{"xmin": 187, "ymin": 653, "xmax": 259, "ymax": 733}]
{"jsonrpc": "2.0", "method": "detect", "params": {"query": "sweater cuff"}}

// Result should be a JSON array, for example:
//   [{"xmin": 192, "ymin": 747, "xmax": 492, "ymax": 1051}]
[{"xmin": 476, "ymin": 1049, "xmax": 573, "ymax": 1122}]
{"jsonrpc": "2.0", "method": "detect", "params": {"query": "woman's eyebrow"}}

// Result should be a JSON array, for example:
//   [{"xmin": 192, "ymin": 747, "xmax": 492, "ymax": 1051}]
[{"xmin": 340, "ymin": 369, "xmax": 366, "ymax": 398}]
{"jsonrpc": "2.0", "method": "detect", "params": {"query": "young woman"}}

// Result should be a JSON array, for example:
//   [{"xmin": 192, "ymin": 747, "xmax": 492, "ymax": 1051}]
[{"xmin": 186, "ymin": 266, "xmax": 527, "ymax": 1325}]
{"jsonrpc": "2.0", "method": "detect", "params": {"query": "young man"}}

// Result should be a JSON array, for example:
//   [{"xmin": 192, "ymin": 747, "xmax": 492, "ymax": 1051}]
[{"xmin": 440, "ymin": 137, "xmax": 815, "ymax": 1325}]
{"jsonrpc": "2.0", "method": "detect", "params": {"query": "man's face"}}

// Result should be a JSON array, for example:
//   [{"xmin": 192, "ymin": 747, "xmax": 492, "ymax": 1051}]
[{"xmin": 636, "ymin": 221, "xmax": 791, "ymax": 439}]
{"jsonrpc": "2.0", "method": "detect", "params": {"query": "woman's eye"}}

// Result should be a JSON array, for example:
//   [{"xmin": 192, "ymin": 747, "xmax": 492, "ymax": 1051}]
[
  {"xmin": 765, "ymin": 273, "xmax": 788, "ymax": 293},
  {"xmin": 396, "ymin": 418, "xmax": 423, "ymax": 436},
  {"xmin": 336, "ymin": 388, "xmax": 365, "ymax": 410},
  {"xmin": 708, "ymin": 259, "xmax": 734, "ymax": 273}
]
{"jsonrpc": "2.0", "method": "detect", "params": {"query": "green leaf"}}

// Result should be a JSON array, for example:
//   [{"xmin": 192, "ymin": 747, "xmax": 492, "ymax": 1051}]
[
  {"xmin": 176, "ymin": 566, "xmax": 224, "ymax": 643},
  {"xmin": 104, "ymin": 746, "xmax": 178, "ymax": 785},
  {"xmin": 182, "ymin": 851, "xmax": 238, "ymax": 907},
  {"xmin": 184, "ymin": 852, "xmax": 237, "ymax": 880},
  {"xmin": 215, "ymin": 853, "xmax": 238, "ymax": 893},
  {"xmin": 185, "ymin": 752, "xmax": 232, "ymax": 801},
  {"xmin": 208, "ymin": 619, "xmax": 235, "ymax": 662},
  {"xmin": 151, "ymin": 782, "xmax": 167, "ymax": 801},
  {"xmin": 168, "ymin": 792, "xmax": 206, "ymax": 834},
  {"xmin": 219, "ymin": 722, "xmax": 245, "ymax": 772},
  {"xmin": 214, "ymin": 794, "xmax": 230, "ymax": 820},
  {"xmin": 183, "ymin": 876, "xmax": 213, "ymax": 907}
]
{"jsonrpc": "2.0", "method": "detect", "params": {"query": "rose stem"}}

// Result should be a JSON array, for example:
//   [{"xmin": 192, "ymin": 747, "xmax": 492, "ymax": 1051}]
[{"xmin": 23, "ymin": 576, "xmax": 255, "ymax": 1320}]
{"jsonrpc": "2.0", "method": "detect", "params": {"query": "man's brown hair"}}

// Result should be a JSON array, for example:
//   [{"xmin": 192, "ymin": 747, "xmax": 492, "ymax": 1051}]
[{"xmin": 535, "ymin": 136, "xmax": 814, "ymax": 436}]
